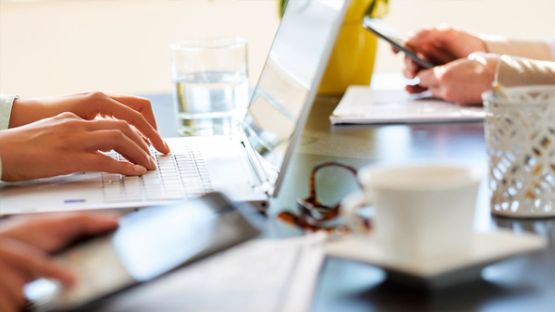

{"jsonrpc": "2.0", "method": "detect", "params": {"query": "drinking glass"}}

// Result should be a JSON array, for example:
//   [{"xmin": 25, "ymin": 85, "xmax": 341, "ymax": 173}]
[{"xmin": 171, "ymin": 38, "xmax": 249, "ymax": 136}]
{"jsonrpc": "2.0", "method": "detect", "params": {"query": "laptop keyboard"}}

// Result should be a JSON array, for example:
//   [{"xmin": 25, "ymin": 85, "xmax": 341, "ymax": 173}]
[{"xmin": 101, "ymin": 146, "xmax": 213, "ymax": 202}]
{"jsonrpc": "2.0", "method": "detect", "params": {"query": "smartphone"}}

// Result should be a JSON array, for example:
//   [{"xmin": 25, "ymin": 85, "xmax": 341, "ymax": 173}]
[
  {"xmin": 24, "ymin": 192, "xmax": 261, "ymax": 312},
  {"xmin": 363, "ymin": 17, "xmax": 435, "ymax": 69}
]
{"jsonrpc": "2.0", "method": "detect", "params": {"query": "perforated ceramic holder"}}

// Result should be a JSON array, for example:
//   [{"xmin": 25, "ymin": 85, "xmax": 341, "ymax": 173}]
[{"xmin": 484, "ymin": 86, "xmax": 555, "ymax": 218}]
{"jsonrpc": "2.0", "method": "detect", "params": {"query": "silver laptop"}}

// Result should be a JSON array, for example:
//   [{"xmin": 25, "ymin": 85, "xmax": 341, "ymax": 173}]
[{"xmin": 0, "ymin": 0, "xmax": 350, "ymax": 214}]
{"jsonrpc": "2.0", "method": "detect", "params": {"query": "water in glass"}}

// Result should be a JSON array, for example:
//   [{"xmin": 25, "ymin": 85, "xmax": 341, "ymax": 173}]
[{"xmin": 174, "ymin": 70, "xmax": 248, "ymax": 136}]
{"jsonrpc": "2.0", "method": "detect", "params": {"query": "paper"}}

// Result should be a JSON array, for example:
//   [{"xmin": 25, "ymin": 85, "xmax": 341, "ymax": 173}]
[
  {"xmin": 330, "ymin": 87, "xmax": 485, "ymax": 125},
  {"xmin": 100, "ymin": 234, "xmax": 326, "ymax": 312}
]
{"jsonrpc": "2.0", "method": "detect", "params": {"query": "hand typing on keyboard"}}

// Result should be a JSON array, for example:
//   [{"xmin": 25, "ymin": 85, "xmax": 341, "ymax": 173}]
[
  {"xmin": 0, "ymin": 92, "xmax": 170, "ymax": 182},
  {"xmin": 102, "ymin": 147, "xmax": 213, "ymax": 202}
]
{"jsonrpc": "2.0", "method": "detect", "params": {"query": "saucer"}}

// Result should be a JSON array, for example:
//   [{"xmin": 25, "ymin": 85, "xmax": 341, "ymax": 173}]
[{"xmin": 325, "ymin": 230, "xmax": 546, "ymax": 288}]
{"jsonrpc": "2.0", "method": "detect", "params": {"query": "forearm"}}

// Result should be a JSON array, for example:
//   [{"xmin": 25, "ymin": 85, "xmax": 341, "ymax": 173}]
[
  {"xmin": 482, "ymin": 36, "xmax": 555, "ymax": 61},
  {"xmin": 8, "ymin": 98, "xmax": 53, "ymax": 128},
  {"xmin": 0, "ymin": 132, "xmax": 11, "ymax": 182},
  {"xmin": 495, "ymin": 55, "xmax": 555, "ymax": 87}
]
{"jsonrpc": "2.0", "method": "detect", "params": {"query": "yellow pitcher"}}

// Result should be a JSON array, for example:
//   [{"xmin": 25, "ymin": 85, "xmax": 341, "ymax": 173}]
[{"xmin": 279, "ymin": 0, "xmax": 389, "ymax": 95}]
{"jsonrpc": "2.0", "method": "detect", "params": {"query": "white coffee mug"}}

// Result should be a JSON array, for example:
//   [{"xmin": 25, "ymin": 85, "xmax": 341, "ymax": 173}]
[{"xmin": 341, "ymin": 164, "xmax": 482, "ymax": 260}]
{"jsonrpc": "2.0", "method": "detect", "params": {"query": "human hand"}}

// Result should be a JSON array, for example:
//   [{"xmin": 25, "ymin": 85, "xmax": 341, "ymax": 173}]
[
  {"xmin": 407, "ymin": 53, "xmax": 500, "ymax": 105},
  {"xmin": 0, "ymin": 213, "xmax": 119, "ymax": 312},
  {"xmin": 0, "ymin": 238, "xmax": 75, "ymax": 312},
  {"xmin": 0, "ymin": 212, "xmax": 119, "ymax": 253},
  {"xmin": 0, "ymin": 112, "xmax": 158, "ymax": 181},
  {"xmin": 400, "ymin": 26, "xmax": 487, "ymax": 78},
  {"xmin": 9, "ymin": 92, "xmax": 170, "ymax": 154}
]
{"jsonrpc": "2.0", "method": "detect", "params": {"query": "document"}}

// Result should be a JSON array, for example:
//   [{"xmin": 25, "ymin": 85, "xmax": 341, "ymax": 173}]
[
  {"xmin": 330, "ymin": 87, "xmax": 485, "ymax": 125},
  {"xmin": 100, "ymin": 234, "xmax": 326, "ymax": 312}
]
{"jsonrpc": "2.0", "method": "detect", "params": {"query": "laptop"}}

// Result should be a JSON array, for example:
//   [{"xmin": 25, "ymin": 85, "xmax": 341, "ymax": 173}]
[{"xmin": 0, "ymin": 0, "xmax": 350, "ymax": 214}]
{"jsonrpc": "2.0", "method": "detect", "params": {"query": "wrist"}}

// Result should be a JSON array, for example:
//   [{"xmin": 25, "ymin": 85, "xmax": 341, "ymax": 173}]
[
  {"xmin": 0, "ymin": 133, "xmax": 7, "ymax": 181},
  {"xmin": 477, "ymin": 37, "xmax": 488, "ymax": 53},
  {"xmin": 8, "ymin": 98, "xmax": 46, "ymax": 128},
  {"xmin": 468, "ymin": 52, "xmax": 500, "ymax": 84},
  {"xmin": 465, "ymin": 32, "xmax": 488, "ymax": 54},
  {"xmin": 8, "ymin": 98, "xmax": 25, "ymax": 128},
  {"xmin": 0, "ymin": 130, "xmax": 23, "ymax": 181}
]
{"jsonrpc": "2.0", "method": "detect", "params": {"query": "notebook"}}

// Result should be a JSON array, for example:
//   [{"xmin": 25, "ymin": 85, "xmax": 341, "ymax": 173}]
[{"xmin": 330, "ymin": 86, "xmax": 485, "ymax": 125}]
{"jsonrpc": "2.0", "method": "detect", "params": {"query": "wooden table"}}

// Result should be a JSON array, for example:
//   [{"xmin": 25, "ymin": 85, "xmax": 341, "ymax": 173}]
[{"xmin": 98, "ymin": 93, "xmax": 555, "ymax": 312}]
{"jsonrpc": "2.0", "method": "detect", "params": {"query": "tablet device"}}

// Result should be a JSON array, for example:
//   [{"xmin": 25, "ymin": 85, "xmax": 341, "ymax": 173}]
[
  {"xmin": 24, "ymin": 192, "xmax": 261, "ymax": 312},
  {"xmin": 363, "ymin": 16, "xmax": 435, "ymax": 69}
]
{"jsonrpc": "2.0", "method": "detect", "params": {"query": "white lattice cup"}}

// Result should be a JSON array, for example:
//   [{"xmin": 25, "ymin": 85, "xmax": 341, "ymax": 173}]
[{"xmin": 483, "ymin": 86, "xmax": 555, "ymax": 218}]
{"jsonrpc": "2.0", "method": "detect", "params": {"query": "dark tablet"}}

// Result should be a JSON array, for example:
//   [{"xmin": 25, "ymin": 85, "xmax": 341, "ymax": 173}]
[{"xmin": 25, "ymin": 192, "xmax": 261, "ymax": 311}]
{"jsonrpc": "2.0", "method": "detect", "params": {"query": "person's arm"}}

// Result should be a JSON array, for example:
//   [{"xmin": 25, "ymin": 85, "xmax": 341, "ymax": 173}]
[
  {"xmin": 0, "ymin": 213, "xmax": 119, "ymax": 312},
  {"xmin": 495, "ymin": 55, "xmax": 555, "ymax": 87},
  {"xmin": 0, "ymin": 113, "xmax": 157, "ymax": 181},
  {"xmin": 482, "ymin": 37, "xmax": 555, "ymax": 86},
  {"xmin": 0, "ymin": 92, "xmax": 172, "ymax": 181},
  {"xmin": 411, "ymin": 54, "xmax": 500, "ymax": 105},
  {"xmin": 482, "ymin": 36, "xmax": 555, "ymax": 61},
  {"xmin": 0, "ymin": 95, "xmax": 18, "ymax": 182},
  {"xmin": 401, "ymin": 27, "xmax": 555, "ymax": 104},
  {"xmin": 9, "ymin": 92, "xmax": 169, "ymax": 154}
]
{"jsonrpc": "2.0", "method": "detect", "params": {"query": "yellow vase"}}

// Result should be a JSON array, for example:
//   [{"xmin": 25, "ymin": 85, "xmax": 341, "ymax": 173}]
[{"xmin": 318, "ymin": 0, "xmax": 380, "ymax": 95}]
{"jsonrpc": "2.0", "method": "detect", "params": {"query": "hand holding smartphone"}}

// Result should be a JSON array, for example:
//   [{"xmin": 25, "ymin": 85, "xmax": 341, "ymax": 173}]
[{"xmin": 363, "ymin": 17, "xmax": 435, "ymax": 69}]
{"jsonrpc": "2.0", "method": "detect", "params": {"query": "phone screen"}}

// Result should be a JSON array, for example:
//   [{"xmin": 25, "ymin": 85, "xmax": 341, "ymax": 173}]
[
  {"xmin": 25, "ymin": 194, "xmax": 260, "ymax": 311},
  {"xmin": 363, "ymin": 17, "xmax": 435, "ymax": 69}
]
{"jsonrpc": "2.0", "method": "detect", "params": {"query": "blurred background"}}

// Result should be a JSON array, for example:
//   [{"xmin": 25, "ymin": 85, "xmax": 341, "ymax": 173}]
[{"xmin": 1, "ymin": 0, "xmax": 555, "ymax": 97}]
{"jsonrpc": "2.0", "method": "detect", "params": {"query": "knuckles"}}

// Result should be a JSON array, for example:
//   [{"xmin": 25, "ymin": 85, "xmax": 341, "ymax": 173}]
[
  {"xmin": 442, "ymin": 28, "xmax": 459, "ymax": 45},
  {"xmin": 85, "ymin": 91, "xmax": 108, "ymax": 101},
  {"xmin": 55, "ymin": 112, "xmax": 79, "ymax": 119},
  {"xmin": 83, "ymin": 91, "xmax": 109, "ymax": 113},
  {"xmin": 52, "ymin": 113, "xmax": 89, "ymax": 129},
  {"xmin": 56, "ymin": 117, "xmax": 86, "ymax": 128},
  {"xmin": 59, "ymin": 119, "xmax": 85, "ymax": 129},
  {"xmin": 135, "ymin": 97, "xmax": 152, "ymax": 108},
  {"xmin": 112, "ymin": 119, "xmax": 131, "ymax": 131},
  {"xmin": 106, "ymin": 130, "xmax": 125, "ymax": 142}
]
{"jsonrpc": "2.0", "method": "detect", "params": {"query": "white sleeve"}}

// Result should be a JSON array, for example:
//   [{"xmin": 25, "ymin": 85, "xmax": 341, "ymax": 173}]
[
  {"xmin": 0, "ymin": 94, "xmax": 16, "ymax": 130},
  {"xmin": 495, "ymin": 55, "xmax": 555, "ymax": 87},
  {"xmin": 481, "ymin": 36, "xmax": 554, "ymax": 61},
  {"xmin": 0, "ymin": 94, "xmax": 18, "ymax": 181}
]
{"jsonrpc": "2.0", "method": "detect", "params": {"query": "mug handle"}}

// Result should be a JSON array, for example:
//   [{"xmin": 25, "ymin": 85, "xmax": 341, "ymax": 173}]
[{"xmin": 340, "ymin": 191, "xmax": 374, "ymax": 234}]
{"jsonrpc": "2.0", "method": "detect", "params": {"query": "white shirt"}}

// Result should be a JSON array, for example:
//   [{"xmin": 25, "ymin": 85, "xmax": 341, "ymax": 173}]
[{"xmin": 0, "ymin": 94, "xmax": 17, "ymax": 180}]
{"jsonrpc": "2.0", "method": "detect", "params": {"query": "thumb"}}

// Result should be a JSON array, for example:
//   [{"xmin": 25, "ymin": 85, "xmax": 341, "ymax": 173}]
[{"xmin": 417, "ymin": 67, "xmax": 440, "ymax": 88}]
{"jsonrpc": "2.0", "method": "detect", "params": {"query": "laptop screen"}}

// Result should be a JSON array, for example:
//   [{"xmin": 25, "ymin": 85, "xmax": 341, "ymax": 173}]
[{"xmin": 242, "ymin": 0, "xmax": 348, "ymax": 193}]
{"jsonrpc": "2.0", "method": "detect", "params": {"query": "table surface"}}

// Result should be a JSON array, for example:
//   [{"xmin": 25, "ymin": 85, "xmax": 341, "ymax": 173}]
[{"xmin": 99, "ymin": 91, "xmax": 555, "ymax": 312}]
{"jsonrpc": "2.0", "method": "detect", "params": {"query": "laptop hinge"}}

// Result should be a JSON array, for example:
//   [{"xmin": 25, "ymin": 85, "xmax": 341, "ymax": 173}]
[{"xmin": 239, "ymin": 139, "xmax": 276, "ymax": 195}]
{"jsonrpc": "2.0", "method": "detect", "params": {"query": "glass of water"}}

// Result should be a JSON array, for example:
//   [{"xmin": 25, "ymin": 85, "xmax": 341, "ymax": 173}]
[{"xmin": 171, "ymin": 38, "xmax": 249, "ymax": 136}]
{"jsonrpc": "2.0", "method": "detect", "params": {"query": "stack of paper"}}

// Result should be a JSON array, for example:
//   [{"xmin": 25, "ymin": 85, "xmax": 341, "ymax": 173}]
[
  {"xmin": 330, "ymin": 87, "xmax": 485, "ymax": 125},
  {"xmin": 100, "ymin": 234, "xmax": 326, "ymax": 312}
]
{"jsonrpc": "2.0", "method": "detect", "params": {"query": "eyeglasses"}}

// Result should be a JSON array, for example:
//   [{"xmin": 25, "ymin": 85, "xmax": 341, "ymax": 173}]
[{"xmin": 276, "ymin": 162, "xmax": 371, "ymax": 233}]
